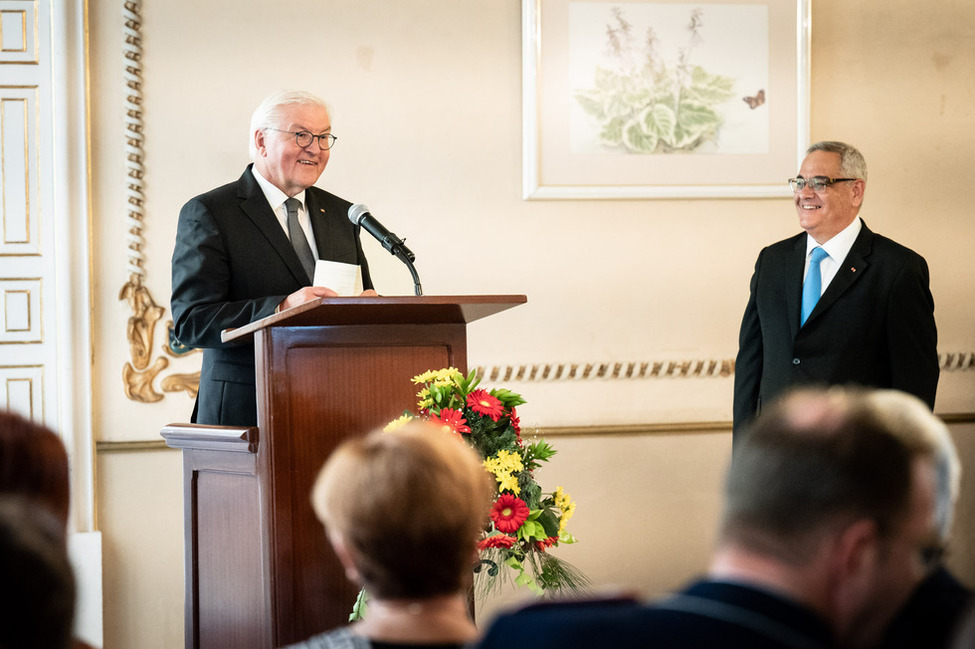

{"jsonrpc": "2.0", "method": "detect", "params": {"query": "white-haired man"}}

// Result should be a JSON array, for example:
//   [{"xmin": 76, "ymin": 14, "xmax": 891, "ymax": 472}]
[{"xmin": 172, "ymin": 90, "xmax": 376, "ymax": 426}]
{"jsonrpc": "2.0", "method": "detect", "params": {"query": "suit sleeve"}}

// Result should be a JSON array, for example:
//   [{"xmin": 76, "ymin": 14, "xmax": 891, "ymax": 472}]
[
  {"xmin": 886, "ymin": 254, "xmax": 939, "ymax": 409},
  {"xmin": 733, "ymin": 250, "xmax": 765, "ymax": 433},
  {"xmin": 170, "ymin": 197, "xmax": 284, "ymax": 349}
]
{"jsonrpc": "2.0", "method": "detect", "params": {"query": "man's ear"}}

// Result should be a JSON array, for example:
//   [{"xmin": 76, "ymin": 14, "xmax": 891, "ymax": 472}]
[
  {"xmin": 835, "ymin": 518, "xmax": 880, "ymax": 580},
  {"xmin": 851, "ymin": 178, "xmax": 866, "ymax": 208},
  {"xmin": 829, "ymin": 518, "xmax": 881, "ymax": 619},
  {"xmin": 254, "ymin": 129, "xmax": 267, "ymax": 157}
]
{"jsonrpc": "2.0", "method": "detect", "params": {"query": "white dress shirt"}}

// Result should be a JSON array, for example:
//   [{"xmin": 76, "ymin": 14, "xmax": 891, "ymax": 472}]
[
  {"xmin": 250, "ymin": 166, "xmax": 321, "ymax": 258},
  {"xmin": 804, "ymin": 216, "xmax": 862, "ymax": 297}
]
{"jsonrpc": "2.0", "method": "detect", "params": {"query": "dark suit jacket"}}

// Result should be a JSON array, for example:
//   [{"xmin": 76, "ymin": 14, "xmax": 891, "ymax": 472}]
[
  {"xmin": 733, "ymin": 221, "xmax": 938, "ymax": 434},
  {"xmin": 878, "ymin": 566, "xmax": 973, "ymax": 649},
  {"xmin": 170, "ymin": 165, "xmax": 373, "ymax": 426},
  {"xmin": 475, "ymin": 581, "xmax": 834, "ymax": 649}
]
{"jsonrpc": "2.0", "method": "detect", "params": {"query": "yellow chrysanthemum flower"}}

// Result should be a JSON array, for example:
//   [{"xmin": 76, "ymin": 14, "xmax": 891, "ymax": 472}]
[
  {"xmin": 558, "ymin": 499, "xmax": 576, "ymax": 535},
  {"xmin": 415, "ymin": 388, "xmax": 434, "ymax": 410},
  {"xmin": 412, "ymin": 367, "xmax": 462, "ymax": 385},
  {"xmin": 383, "ymin": 414, "xmax": 414, "ymax": 433},
  {"xmin": 483, "ymin": 450, "xmax": 525, "ymax": 495}
]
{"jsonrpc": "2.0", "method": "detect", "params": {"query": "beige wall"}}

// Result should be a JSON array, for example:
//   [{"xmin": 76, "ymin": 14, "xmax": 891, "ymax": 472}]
[{"xmin": 87, "ymin": 0, "xmax": 975, "ymax": 646}]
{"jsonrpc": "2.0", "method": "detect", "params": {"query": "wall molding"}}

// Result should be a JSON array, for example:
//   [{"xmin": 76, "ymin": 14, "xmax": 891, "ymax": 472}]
[
  {"xmin": 475, "ymin": 352, "xmax": 975, "ymax": 383},
  {"xmin": 97, "ymin": 411, "xmax": 975, "ymax": 452}
]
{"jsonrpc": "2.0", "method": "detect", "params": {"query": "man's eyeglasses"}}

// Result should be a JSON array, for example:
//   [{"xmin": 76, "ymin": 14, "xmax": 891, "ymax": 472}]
[
  {"xmin": 265, "ymin": 128, "xmax": 337, "ymax": 150},
  {"xmin": 788, "ymin": 176, "xmax": 858, "ymax": 193}
]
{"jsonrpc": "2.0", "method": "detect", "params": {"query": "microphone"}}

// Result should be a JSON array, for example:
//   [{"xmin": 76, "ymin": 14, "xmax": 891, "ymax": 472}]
[{"xmin": 348, "ymin": 204, "xmax": 415, "ymax": 262}]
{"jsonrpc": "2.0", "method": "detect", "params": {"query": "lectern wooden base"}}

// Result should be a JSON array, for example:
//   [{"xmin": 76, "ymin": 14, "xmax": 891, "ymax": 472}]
[{"xmin": 162, "ymin": 295, "xmax": 525, "ymax": 649}]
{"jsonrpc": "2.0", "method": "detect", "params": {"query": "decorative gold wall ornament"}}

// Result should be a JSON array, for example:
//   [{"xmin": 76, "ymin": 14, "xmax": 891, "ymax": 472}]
[{"xmin": 119, "ymin": 0, "xmax": 200, "ymax": 403}]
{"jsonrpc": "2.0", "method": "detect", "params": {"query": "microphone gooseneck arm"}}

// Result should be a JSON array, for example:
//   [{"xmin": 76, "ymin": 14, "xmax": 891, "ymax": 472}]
[{"xmin": 348, "ymin": 204, "xmax": 423, "ymax": 296}]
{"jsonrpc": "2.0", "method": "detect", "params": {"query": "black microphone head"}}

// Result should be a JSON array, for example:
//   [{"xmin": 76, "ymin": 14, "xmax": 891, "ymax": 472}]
[{"xmin": 348, "ymin": 204, "xmax": 370, "ymax": 225}]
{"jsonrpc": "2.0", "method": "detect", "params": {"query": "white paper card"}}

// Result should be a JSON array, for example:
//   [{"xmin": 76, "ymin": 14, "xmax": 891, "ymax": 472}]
[{"xmin": 313, "ymin": 260, "xmax": 363, "ymax": 296}]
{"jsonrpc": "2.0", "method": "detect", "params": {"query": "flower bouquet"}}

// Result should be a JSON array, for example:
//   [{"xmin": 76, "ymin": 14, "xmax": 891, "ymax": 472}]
[{"xmin": 387, "ymin": 367, "xmax": 589, "ymax": 600}]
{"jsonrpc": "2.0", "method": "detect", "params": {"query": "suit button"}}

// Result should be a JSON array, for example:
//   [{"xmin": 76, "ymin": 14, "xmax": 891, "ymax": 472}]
[{"xmin": 792, "ymin": 358, "xmax": 801, "ymax": 365}]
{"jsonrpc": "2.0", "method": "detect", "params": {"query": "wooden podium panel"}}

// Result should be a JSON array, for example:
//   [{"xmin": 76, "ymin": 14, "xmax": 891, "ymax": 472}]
[
  {"xmin": 163, "ymin": 296, "xmax": 525, "ymax": 649},
  {"xmin": 257, "ymin": 323, "xmax": 467, "ymax": 644}
]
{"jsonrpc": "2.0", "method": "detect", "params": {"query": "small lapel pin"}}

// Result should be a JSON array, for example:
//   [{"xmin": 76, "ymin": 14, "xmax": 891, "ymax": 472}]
[
  {"xmin": 850, "ymin": 267, "xmax": 856, "ymax": 272},
  {"xmin": 320, "ymin": 208, "xmax": 326, "ymax": 213}
]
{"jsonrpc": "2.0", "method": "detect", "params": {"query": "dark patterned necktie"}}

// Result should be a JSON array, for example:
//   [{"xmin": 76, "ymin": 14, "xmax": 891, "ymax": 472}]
[{"xmin": 285, "ymin": 197, "xmax": 315, "ymax": 283}]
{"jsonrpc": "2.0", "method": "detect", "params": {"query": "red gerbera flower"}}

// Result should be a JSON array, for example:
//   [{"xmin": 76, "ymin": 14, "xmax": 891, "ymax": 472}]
[
  {"xmin": 478, "ymin": 534, "xmax": 517, "ymax": 551},
  {"xmin": 490, "ymin": 494, "xmax": 530, "ymax": 533},
  {"xmin": 467, "ymin": 389, "xmax": 505, "ymax": 421},
  {"xmin": 431, "ymin": 407, "xmax": 471, "ymax": 434},
  {"xmin": 535, "ymin": 536, "xmax": 558, "ymax": 551}
]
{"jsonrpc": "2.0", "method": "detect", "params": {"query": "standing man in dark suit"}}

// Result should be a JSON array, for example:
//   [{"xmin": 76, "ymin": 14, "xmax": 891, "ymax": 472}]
[
  {"xmin": 733, "ymin": 141, "xmax": 938, "ymax": 435},
  {"xmin": 171, "ymin": 90, "xmax": 376, "ymax": 427}
]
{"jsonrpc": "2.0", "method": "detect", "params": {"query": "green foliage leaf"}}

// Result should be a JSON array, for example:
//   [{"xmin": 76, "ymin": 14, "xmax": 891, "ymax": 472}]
[
  {"xmin": 639, "ymin": 103, "xmax": 677, "ymax": 146},
  {"xmin": 621, "ymin": 118, "xmax": 658, "ymax": 152},
  {"xmin": 349, "ymin": 587, "xmax": 369, "ymax": 622},
  {"xmin": 537, "ymin": 508, "xmax": 561, "ymax": 538}
]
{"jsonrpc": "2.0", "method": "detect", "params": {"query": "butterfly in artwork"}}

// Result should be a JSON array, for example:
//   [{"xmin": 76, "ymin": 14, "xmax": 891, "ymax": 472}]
[{"xmin": 743, "ymin": 89, "xmax": 765, "ymax": 109}]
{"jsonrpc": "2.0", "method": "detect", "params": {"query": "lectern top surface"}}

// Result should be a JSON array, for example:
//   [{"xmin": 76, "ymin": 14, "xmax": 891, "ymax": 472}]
[{"xmin": 221, "ymin": 294, "xmax": 527, "ymax": 343}]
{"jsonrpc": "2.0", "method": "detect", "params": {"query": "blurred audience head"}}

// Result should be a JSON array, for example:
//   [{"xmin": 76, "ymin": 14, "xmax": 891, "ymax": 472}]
[
  {"xmin": 0, "ymin": 496, "xmax": 76, "ymax": 649},
  {"xmin": 0, "ymin": 410, "xmax": 71, "ymax": 527},
  {"xmin": 863, "ymin": 389, "xmax": 960, "ymax": 547},
  {"xmin": 722, "ymin": 387, "xmax": 940, "ymax": 648},
  {"xmin": 312, "ymin": 421, "xmax": 494, "ymax": 600}
]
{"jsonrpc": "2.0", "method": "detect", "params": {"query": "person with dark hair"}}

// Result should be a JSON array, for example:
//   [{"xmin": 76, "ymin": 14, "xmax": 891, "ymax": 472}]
[
  {"xmin": 0, "ymin": 496, "xmax": 76, "ymax": 649},
  {"xmin": 476, "ymin": 387, "xmax": 942, "ymax": 649},
  {"xmin": 171, "ymin": 89, "xmax": 377, "ymax": 427},
  {"xmin": 0, "ymin": 411, "xmax": 96, "ymax": 649},
  {"xmin": 282, "ymin": 421, "xmax": 495, "ymax": 649},
  {"xmin": 733, "ymin": 141, "xmax": 938, "ymax": 436},
  {"xmin": 0, "ymin": 410, "xmax": 70, "ymax": 526}
]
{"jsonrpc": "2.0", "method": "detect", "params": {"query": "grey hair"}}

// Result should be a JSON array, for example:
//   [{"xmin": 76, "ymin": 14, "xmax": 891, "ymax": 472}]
[
  {"xmin": 248, "ymin": 90, "xmax": 332, "ymax": 160},
  {"xmin": 864, "ymin": 390, "xmax": 960, "ymax": 543},
  {"xmin": 806, "ymin": 141, "xmax": 868, "ymax": 181}
]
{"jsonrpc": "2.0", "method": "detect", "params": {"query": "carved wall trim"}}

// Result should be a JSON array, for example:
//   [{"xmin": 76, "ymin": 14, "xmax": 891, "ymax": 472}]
[
  {"xmin": 476, "ymin": 353, "xmax": 974, "ymax": 383},
  {"xmin": 118, "ymin": 0, "xmax": 199, "ymax": 403}
]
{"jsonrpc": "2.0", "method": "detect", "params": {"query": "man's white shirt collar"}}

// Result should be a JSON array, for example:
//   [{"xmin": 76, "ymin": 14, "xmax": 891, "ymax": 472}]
[
  {"xmin": 806, "ymin": 216, "xmax": 862, "ymax": 264},
  {"xmin": 804, "ymin": 216, "xmax": 861, "ymax": 293},
  {"xmin": 251, "ymin": 165, "xmax": 307, "ymax": 213}
]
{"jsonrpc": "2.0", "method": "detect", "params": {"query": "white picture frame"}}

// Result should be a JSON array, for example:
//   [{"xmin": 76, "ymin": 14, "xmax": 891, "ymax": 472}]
[{"xmin": 522, "ymin": 0, "xmax": 811, "ymax": 199}]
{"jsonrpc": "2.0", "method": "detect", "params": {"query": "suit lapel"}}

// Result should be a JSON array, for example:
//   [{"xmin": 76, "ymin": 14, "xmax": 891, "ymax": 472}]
[
  {"xmin": 803, "ymin": 223, "xmax": 872, "ymax": 326},
  {"xmin": 786, "ymin": 235, "xmax": 806, "ymax": 339},
  {"xmin": 236, "ymin": 166, "xmax": 311, "ymax": 285}
]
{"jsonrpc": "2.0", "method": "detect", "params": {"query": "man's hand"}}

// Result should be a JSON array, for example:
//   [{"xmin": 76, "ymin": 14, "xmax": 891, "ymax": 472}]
[
  {"xmin": 277, "ymin": 286, "xmax": 339, "ymax": 312},
  {"xmin": 277, "ymin": 286, "xmax": 380, "ymax": 312}
]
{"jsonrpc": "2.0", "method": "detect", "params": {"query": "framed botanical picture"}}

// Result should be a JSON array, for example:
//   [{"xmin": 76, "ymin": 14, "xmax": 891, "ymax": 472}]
[{"xmin": 522, "ymin": 0, "xmax": 811, "ymax": 199}]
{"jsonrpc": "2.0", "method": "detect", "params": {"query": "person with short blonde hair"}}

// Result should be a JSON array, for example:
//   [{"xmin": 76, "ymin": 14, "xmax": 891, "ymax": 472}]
[{"xmin": 284, "ymin": 421, "xmax": 494, "ymax": 649}]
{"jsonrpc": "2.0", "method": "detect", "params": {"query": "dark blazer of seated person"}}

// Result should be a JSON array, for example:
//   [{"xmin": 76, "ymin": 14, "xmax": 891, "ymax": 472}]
[{"xmin": 476, "ymin": 581, "xmax": 832, "ymax": 649}]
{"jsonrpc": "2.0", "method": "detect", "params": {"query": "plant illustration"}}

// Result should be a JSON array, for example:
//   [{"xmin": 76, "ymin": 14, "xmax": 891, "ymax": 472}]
[{"xmin": 574, "ymin": 6, "xmax": 736, "ymax": 154}]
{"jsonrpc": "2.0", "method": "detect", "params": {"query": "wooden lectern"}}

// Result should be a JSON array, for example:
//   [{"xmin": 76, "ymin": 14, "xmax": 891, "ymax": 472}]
[{"xmin": 161, "ymin": 295, "xmax": 524, "ymax": 649}]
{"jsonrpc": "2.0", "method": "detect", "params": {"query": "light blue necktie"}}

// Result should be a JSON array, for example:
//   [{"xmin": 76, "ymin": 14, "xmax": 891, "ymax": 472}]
[{"xmin": 800, "ymin": 246, "xmax": 829, "ymax": 326}]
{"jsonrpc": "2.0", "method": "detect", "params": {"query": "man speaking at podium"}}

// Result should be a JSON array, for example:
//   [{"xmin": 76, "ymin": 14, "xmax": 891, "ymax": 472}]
[{"xmin": 171, "ymin": 90, "xmax": 376, "ymax": 427}]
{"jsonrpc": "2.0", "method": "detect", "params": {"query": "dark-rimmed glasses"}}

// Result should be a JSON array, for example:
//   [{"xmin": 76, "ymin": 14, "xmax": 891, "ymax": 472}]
[
  {"xmin": 789, "ymin": 176, "xmax": 858, "ymax": 193},
  {"xmin": 265, "ymin": 127, "xmax": 337, "ymax": 150}
]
